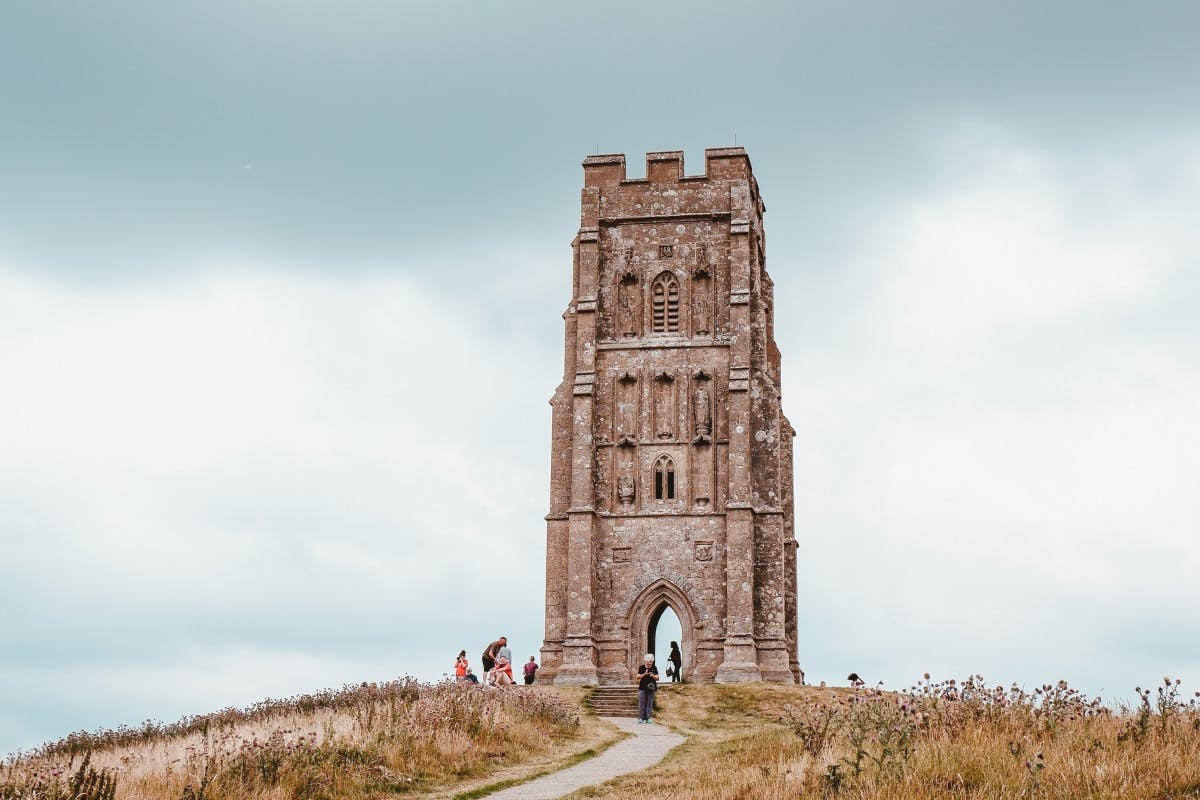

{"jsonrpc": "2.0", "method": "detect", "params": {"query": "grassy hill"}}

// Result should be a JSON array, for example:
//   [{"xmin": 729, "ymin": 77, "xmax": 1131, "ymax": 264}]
[
  {"xmin": 3, "ymin": 675, "xmax": 1199, "ymax": 799},
  {"xmin": 587, "ymin": 677, "xmax": 1200, "ymax": 799}
]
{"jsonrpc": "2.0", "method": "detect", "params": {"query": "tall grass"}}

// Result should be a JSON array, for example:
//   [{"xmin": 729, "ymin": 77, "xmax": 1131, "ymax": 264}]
[
  {"xmin": 577, "ymin": 676, "xmax": 1200, "ymax": 800},
  {"xmin": 785, "ymin": 675, "xmax": 1200, "ymax": 798},
  {"xmin": 1, "ymin": 678, "xmax": 581, "ymax": 800},
  {"xmin": 7, "ymin": 674, "xmax": 1199, "ymax": 799}
]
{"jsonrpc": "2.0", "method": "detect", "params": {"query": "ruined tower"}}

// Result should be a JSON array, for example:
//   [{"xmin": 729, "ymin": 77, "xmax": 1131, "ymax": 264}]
[{"xmin": 540, "ymin": 148, "xmax": 800, "ymax": 685}]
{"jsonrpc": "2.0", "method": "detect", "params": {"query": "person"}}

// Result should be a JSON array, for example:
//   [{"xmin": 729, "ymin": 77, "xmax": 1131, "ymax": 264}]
[
  {"xmin": 668, "ymin": 641, "xmax": 682, "ymax": 683},
  {"xmin": 455, "ymin": 650, "xmax": 470, "ymax": 684},
  {"xmin": 848, "ymin": 672, "xmax": 865, "ymax": 687},
  {"xmin": 635, "ymin": 653, "xmax": 659, "ymax": 723},
  {"xmin": 482, "ymin": 636, "xmax": 506, "ymax": 674},
  {"xmin": 463, "ymin": 666, "xmax": 479, "ymax": 684},
  {"xmin": 523, "ymin": 656, "xmax": 539, "ymax": 685},
  {"xmin": 497, "ymin": 640, "xmax": 513, "ymax": 668},
  {"xmin": 489, "ymin": 655, "xmax": 515, "ymax": 686}
]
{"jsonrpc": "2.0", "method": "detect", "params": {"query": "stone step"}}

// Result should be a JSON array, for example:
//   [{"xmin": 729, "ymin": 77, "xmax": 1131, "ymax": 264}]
[{"xmin": 586, "ymin": 685, "xmax": 668, "ymax": 718}]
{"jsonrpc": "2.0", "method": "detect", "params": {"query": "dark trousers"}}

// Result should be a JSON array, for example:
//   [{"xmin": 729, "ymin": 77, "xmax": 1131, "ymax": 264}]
[{"xmin": 637, "ymin": 687, "xmax": 656, "ymax": 720}]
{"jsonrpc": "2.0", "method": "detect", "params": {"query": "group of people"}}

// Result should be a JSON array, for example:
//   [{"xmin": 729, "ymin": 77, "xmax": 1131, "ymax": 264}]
[
  {"xmin": 453, "ymin": 634, "xmax": 686, "ymax": 725},
  {"xmin": 455, "ymin": 636, "xmax": 540, "ymax": 687}
]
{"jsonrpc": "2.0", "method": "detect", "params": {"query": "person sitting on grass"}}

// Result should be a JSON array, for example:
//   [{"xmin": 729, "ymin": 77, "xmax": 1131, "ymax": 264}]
[{"xmin": 489, "ymin": 655, "xmax": 515, "ymax": 686}]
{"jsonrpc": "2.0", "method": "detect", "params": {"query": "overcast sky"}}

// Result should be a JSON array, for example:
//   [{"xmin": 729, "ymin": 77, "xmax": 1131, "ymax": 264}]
[{"xmin": 3, "ymin": 1, "xmax": 1199, "ymax": 756}]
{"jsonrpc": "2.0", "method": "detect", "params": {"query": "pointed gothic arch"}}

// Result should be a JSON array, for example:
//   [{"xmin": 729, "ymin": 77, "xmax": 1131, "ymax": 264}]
[
  {"xmin": 653, "ymin": 454, "xmax": 676, "ymax": 500},
  {"xmin": 626, "ymin": 578, "xmax": 697, "ymax": 682},
  {"xmin": 650, "ymin": 271, "xmax": 680, "ymax": 332}
]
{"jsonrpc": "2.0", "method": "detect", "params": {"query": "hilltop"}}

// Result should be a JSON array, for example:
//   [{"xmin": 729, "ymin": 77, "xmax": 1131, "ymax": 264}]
[{"xmin": 3, "ymin": 676, "xmax": 1199, "ymax": 799}]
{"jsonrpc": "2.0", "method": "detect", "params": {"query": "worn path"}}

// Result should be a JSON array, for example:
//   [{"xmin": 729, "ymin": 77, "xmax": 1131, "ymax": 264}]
[{"xmin": 483, "ymin": 717, "xmax": 685, "ymax": 800}]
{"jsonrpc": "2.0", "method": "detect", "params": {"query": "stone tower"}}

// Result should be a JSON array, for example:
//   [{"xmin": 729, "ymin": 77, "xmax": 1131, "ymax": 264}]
[{"xmin": 540, "ymin": 148, "xmax": 800, "ymax": 685}]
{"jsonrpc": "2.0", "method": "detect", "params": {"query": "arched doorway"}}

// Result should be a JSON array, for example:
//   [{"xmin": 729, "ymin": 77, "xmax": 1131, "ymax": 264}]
[{"xmin": 627, "ymin": 579, "xmax": 695, "ymax": 682}]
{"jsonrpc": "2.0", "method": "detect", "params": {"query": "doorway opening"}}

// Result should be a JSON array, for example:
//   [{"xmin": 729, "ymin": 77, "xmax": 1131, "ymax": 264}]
[
  {"xmin": 627, "ymin": 578, "xmax": 695, "ymax": 683},
  {"xmin": 649, "ymin": 603, "xmax": 682, "ymax": 679}
]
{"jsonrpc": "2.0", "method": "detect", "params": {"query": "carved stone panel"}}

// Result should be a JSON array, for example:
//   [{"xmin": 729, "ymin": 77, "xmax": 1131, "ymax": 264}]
[
  {"xmin": 693, "ymin": 244, "xmax": 713, "ymax": 336},
  {"xmin": 653, "ymin": 371, "xmax": 676, "ymax": 439},
  {"xmin": 617, "ymin": 475, "xmax": 635, "ymax": 506},
  {"xmin": 618, "ymin": 259, "xmax": 640, "ymax": 338},
  {"xmin": 616, "ymin": 442, "xmax": 636, "ymax": 511},
  {"xmin": 693, "ymin": 376, "xmax": 713, "ymax": 441},
  {"xmin": 616, "ymin": 372, "xmax": 638, "ymax": 443}
]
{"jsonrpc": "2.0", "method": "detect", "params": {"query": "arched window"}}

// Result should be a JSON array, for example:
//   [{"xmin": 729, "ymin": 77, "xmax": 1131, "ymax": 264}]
[
  {"xmin": 651, "ymin": 272, "xmax": 680, "ymax": 333},
  {"xmin": 654, "ymin": 455, "xmax": 676, "ymax": 500}
]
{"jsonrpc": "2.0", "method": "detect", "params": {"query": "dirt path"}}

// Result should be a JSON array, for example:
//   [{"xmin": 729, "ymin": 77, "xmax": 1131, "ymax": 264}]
[{"xmin": 482, "ymin": 717, "xmax": 684, "ymax": 800}]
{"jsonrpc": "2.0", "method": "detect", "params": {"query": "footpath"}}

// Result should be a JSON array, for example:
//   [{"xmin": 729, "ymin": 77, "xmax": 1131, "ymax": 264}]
[{"xmin": 482, "ymin": 717, "xmax": 685, "ymax": 800}]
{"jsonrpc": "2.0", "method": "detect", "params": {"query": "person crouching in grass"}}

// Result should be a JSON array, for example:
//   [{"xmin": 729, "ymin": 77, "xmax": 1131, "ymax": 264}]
[{"xmin": 490, "ymin": 655, "xmax": 515, "ymax": 686}]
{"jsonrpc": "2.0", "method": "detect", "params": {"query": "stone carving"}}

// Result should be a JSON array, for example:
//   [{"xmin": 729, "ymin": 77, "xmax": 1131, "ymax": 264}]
[
  {"xmin": 653, "ymin": 371, "xmax": 675, "ymax": 439},
  {"xmin": 695, "ymin": 541, "xmax": 714, "ymax": 562},
  {"xmin": 618, "ymin": 256, "xmax": 638, "ymax": 337},
  {"xmin": 694, "ymin": 246, "xmax": 712, "ymax": 335},
  {"xmin": 694, "ymin": 280, "xmax": 710, "ymax": 334},
  {"xmin": 693, "ymin": 383, "xmax": 712, "ymax": 439},
  {"xmin": 616, "ymin": 371, "xmax": 638, "ymax": 442},
  {"xmin": 616, "ymin": 445, "xmax": 636, "ymax": 509}
]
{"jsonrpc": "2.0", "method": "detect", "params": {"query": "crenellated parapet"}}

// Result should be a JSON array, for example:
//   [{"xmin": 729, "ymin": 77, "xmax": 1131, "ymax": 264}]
[{"xmin": 583, "ymin": 148, "xmax": 757, "ymax": 187}]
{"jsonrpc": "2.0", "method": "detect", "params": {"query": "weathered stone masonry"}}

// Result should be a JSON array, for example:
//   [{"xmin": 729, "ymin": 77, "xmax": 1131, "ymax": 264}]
[{"xmin": 541, "ymin": 148, "xmax": 801, "ymax": 685}]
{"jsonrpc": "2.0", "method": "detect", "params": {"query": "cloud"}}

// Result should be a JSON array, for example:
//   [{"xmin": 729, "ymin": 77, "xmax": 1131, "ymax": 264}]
[
  {"xmin": 789, "ymin": 125, "xmax": 1200, "ymax": 694},
  {"xmin": 0, "ymin": 260, "xmax": 557, "ymax": 752},
  {"xmin": 0, "ymin": 646, "xmax": 383, "ymax": 755}
]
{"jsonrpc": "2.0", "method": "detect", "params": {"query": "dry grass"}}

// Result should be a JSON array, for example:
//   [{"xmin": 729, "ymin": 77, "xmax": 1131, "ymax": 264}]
[
  {"xmin": 0, "ymin": 679, "xmax": 608, "ymax": 800},
  {"xmin": 564, "ymin": 676, "xmax": 1200, "ymax": 800},
  {"xmin": 6, "ymin": 674, "xmax": 1199, "ymax": 800}
]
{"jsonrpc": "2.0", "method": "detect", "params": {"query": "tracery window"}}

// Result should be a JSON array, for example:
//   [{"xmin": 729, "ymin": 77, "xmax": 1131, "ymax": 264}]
[
  {"xmin": 651, "ymin": 272, "xmax": 680, "ymax": 333},
  {"xmin": 653, "ymin": 454, "xmax": 676, "ymax": 500}
]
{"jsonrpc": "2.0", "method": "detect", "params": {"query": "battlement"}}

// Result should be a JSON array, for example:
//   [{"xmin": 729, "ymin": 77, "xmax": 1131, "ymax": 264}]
[{"xmin": 583, "ymin": 147, "xmax": 752, "ymax": 188}]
